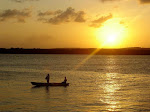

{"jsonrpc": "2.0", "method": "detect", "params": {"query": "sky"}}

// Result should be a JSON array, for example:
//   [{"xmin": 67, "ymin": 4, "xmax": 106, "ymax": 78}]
[{"xmin": 0, "ymin": 0, "xmax": 150, "ymax": 48}]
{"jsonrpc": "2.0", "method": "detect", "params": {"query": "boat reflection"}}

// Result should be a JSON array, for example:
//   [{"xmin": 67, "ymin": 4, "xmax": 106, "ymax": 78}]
[{"xmin": 31, "ymin": 86, "xmax": 50, "ymax": 93}]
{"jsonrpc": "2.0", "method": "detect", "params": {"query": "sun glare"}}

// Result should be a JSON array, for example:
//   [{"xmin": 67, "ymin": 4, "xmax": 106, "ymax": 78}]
[
  {"xmin": 96, "ymin": 19, "xmax": 127, "ymax": 48},
  {"xmin": 107, "ymin": 34, "xmax": 118, "ymax": 43}
]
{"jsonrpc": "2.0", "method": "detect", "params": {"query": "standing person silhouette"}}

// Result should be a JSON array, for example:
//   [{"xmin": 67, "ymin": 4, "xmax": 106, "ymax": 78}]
[{"xmin": 45, "ymin": 74, "xmax": 50, "ymax": 83}]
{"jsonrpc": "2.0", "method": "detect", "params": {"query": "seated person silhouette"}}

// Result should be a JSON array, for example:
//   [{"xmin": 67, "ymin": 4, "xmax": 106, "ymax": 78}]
[{"xmin": 62, "ymin": 77, "xmax": 67, "ymax": 84}]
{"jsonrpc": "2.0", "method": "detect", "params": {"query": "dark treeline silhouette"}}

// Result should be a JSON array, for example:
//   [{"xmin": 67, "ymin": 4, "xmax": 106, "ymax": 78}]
[{"xmin": 0, "ymin": 47, "xmax": 150, "ymax": 55}]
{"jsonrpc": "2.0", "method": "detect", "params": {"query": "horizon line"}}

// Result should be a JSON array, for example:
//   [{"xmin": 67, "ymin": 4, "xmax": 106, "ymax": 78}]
[{"xmin": 0, "ymin": 47, "xmax": 150, "ymax": 49}]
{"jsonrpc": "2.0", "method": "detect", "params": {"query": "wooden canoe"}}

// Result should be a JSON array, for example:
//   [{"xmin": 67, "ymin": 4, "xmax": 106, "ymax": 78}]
[{"xmin": 31, "ymin": 82, "xmax": 69, "ymax": 86}]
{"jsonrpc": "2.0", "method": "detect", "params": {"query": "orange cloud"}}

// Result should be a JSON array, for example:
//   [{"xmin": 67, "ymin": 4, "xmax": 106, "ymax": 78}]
[
  {"xmin": 90, "ymin": 13, "xmax": 113, "ymax": 28},
  {"xmin": 38, "ymin": 7, "xmax": 86, "ymax": 24},
  {"xmin": 38, "ymin": 10, "xmax": 62, "ymax": 16},
  {"xmin": 139, "ymin": 0, "xmax": 150, "ymax": 4},
  {"xmin": 99, "ymin": 0, "xmax": 150, "ymax": 4},
  {"xmin": 11, "ymin": 0, "xmax": 39, "ymax": 3},
  {"xmin": 100, "ymin": 0, "xmax": 119, "ymax": 2},
  {"xmin": 0, "ymin": 8, "xmax": 31, "ymax": 22}
]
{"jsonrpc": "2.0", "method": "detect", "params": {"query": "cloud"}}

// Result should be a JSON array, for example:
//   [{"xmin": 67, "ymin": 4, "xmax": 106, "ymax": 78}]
[
  {"xmin": 100, "ymin": 0, "xmax": 119, "ymax": 2},
  {"xmin": 38, "ymin": 10, "xmax": 62, "ymax": 16},
  {"xmin": 99, "ymin": 0, "xmax": 150, "ymax": 4},
  {"xmin": 0, "ymin": 8, "xmax": 31, "ymax": 22},
  {"xmin": 90, "ymin": 13, "xmax": 112, "ymax": 28},
  {"xmin": 74, "ymin": 11, "xmax": 86, "ymax": 22},
  {"xmin": 11, "ymin": 0, "xmax": 39, "ymax": 3},
  {"xmin": 98, "ymin": 0, "xmax": 121, "ymax": 3},
  {"xmin": 38, "ymin": 7, "xmax": 86, "ymax": 24},
  {"xmin": 139, "ymin": 0, "xmax": 150, "ymax": 4}
]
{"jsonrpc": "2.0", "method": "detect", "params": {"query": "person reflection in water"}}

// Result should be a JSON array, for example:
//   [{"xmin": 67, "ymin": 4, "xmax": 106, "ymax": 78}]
[
  {"xmin": 45, "ymin": 74, "xmax": 50, "ymax": 83},
  {"xmin": 62, "ymin": 76, "xmax": 67, "ymax": 84}
]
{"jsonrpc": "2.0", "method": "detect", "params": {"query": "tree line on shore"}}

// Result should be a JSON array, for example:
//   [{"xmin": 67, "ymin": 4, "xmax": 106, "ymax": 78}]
[{"xmin": 0, "ymin": 47, "xmax": 150, "ymax": 55}]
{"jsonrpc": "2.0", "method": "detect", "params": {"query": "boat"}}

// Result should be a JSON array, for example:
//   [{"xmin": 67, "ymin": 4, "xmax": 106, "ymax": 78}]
[{"xmin": 31, "ymin": 82, "xmax": 69, "ymax": 87}]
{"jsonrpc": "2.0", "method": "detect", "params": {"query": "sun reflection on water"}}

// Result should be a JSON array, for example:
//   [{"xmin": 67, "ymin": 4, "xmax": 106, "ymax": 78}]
[
  {"xmin": 98, "ymin": 56, "xmax": 122, "ymax": 111},
  {"xmin": 100, "ymin": 73, "xmax": 121, "ymax": 111}
]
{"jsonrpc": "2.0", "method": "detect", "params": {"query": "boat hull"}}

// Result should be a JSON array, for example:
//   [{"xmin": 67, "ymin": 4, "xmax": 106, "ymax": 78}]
[{"xmin": 31, "ymin": 82, "xmax": 69, "ymax": 86}]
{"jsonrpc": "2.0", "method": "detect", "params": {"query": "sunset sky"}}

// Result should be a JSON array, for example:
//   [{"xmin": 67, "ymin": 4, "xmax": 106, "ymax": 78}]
[{"xmin": 0, "ymin": 0, "xmax": 150, "ymax": 48}]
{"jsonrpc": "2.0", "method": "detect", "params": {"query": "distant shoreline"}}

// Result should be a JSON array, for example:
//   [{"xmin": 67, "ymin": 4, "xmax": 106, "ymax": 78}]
[{"xmin": 0, "ymin": 48, "xmax": 150, "ymax": 55}]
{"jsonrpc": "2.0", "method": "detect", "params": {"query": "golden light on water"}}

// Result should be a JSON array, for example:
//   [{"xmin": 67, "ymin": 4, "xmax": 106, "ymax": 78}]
[
  {"xmin": 99, "ymin": 73, "xmax": 121, "ymax": 111},
  {"xmin": 97, "ymin": 56, "xmax": 122, "ymax": 111},
  {"xmin": 96, "ymin": 18, "xmax": 127, "ymax": 48},
  {"xmin": 73, "ymin": 19, "xmax": 127, "ymax": 71}
]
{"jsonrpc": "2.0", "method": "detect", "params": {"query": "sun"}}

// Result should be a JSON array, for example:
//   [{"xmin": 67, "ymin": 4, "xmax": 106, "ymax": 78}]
[
  {"xmin": 96, "ymin": 19, "xmax": 127, "ymax": 48},
  {"xmin": 107, "ymin": 34, "xmax": 118, "ymax": 43}
]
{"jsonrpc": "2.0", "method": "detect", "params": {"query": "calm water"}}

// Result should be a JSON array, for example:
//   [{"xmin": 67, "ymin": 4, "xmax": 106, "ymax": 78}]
[{"xmin": 0, "ymin": 54, "xmax": 150, "ymax": 112}]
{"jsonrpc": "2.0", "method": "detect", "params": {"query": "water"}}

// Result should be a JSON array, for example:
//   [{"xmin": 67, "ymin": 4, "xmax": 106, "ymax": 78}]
[{"xmin": 0, "ymin": 54, "xmax": 150, "ymax": 112}]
